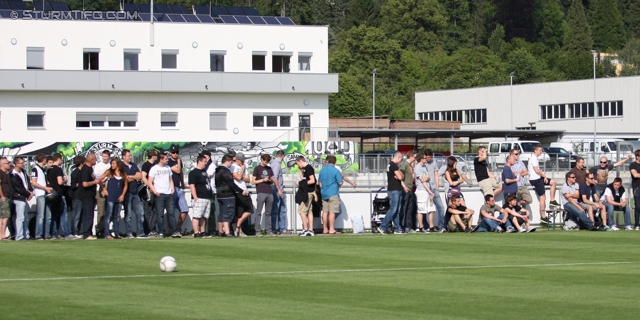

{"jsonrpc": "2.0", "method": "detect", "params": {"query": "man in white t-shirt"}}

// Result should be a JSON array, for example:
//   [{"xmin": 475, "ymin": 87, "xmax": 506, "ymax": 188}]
[
  {"xmin": 527, "ymin": 144, "xmax": 559, "ymax": 224},
  {"xmin": 148, "ymin": 153, "xmax": 180, "ymax": 238},
  {"xmin": 31, "ymin": 154, "xmax": 53, "ymax": 240},
  {"xmin": 93, "ymin": 150, "xmax": 111, "ymax": 236},
  {"xmin": 231, "ymin": 152, "xmax": 253, "ymax": 236},
  {"xmin": 601, "ymin": 177, "xmax": 632, "ymax": 231}
]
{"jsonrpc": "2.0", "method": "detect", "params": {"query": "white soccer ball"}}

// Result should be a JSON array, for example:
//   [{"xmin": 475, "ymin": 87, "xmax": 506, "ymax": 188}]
[{"xmin": 159, "ymin": 256, "xmax": 177, "ymax": 272}]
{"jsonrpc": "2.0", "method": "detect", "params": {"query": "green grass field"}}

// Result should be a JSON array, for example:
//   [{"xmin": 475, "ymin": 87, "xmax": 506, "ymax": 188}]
[{"xmin": 1, "ymin": 231, "xmax": 639, "ymax": 319}]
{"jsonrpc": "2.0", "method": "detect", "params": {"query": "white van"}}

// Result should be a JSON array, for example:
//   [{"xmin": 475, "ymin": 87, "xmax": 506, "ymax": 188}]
[
  {"xmin": 486, "ymin": 140, "xmax": 549, "ymax": 167},
  {"xmin": 550, "ymin": 138, "xmax": 634, "ymax": 165}
]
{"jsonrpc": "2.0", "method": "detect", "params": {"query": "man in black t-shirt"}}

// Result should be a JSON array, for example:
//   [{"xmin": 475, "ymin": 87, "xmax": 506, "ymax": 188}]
[
  {"xmin": 47, "ymin": 153, "xmax": 72, "ymax": 239},
  {"xmin": 446, "ymin": 195, "xmax": 475, "ymax": 232},
  {"xmin": 189, "ymin": 155, "xmax": 213, "ymax": 237},
  {"xmin": 253, "ymin": 154, "xmax": 275, "ymax": 236},
  {"xmin": 630, "ymin": 150, "xmax": 640, "ymax": 229},
  {"xmin": 78, "ymin": 154, "xmax": 100, "ymax": 240},
  {"xmin": 168, "ymin": 146, "xmax": 189, "ymax": 234},
  {"xmin": 475, "ymin": 146, "xmax": 502, "ymax": 197},
  {"xmin": 377, "ymin": 152, "xmax": 405, "ymax": 235},
  {"xmin": 295, "ymin": 156, "xmax": 317, "ymax": 236},
  {"xmin": 502, "ymin": 194, "xmax": 535, "ymax": 232},
  {"xmin": 140, "ymin": 150, "xmax": 158, "ymax": 236},
  {"xmin": 69, "ymin": 155, "xmax": 85, "ymax": 238}
]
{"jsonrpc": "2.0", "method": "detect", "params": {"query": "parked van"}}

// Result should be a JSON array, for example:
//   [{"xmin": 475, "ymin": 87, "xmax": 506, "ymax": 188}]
[
  {"xmin": 486, "ymin": 140, "xmax": 549, "ymax": 168},
  {"xmin": 550, "ymin": 138, "xmax": 634, "ymax": 166}
]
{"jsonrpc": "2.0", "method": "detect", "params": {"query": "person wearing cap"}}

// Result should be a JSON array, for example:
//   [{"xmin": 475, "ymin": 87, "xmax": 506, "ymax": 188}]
[
  {"xmin": 231, "ymin": 152, "xmax": 253, "ymax": 236},
  {"xmin": 168, "ymin": 146, "xmax": 189, "ymax": 235}
]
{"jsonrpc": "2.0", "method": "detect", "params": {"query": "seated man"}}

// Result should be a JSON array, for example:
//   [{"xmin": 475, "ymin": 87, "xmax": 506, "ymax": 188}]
[
  {"xmin": 601, "ymin": 177, "xmax": 632, "ymax": 231},
  {"xmin": 578, "ymin": 172, "xmax": 608, "ymax": 229},
  {"xmin": 446, "ymin": 195, "xmax": 476, "ymax": 233},
  {"xmin": 560, "ymin": 172, "xmax": 596, "ymax": 230},
  {"xmin": 477, "ymin": 194, "xmax": 514, "ymax": 233},
  {"xmin": 502, "ymin": 194, "xmax": 536, "ymax": 233}
]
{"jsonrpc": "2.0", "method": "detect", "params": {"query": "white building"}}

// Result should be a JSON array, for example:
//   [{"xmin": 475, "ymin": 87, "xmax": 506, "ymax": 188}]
[
  {"xmin": 0, "ymin": 9, "xmax": 337, "ymax": 143},
  {"xmin": 415, "ymin": 76, "xmax": 640, "ymax": 145}
]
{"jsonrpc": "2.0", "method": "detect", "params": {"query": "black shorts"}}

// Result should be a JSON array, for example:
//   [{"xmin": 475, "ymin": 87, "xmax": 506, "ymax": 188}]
[
  {"xmin": 529, "ymin": 178, "xmax": 549, "ymax": 197},
  {"xmin": 235, "ymin": 193, "xmax": 254, "ymax": 217},
  {"xmin": 217, "ymin": 197, "xmax": 235, "ymax": 223}
]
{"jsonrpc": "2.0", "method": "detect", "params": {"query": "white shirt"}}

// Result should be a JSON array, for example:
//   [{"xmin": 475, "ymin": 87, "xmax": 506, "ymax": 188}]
[
  {"xmin": 230, "ymin": 163, "xmax": 248, "ymax": 191},
  {"xmin": 32, "ymin": 165, "xmax": 47, "ymax": 197},
  {"xmin": 149, "ymin": 164, "xmax": 173, "ymax": 195},
  {"xmin": 94, "ymin": 160, "xmax": 111, "ymax": 190},
  {"xmin": 205, "ymin": 165, "xmax": 217, "ymax": 194},
  {"xmin": 601, "ymin": 188, "xmax": 626, "ymax": 203},
  {"xmin": 527, "ymin": 155, "xmax": 541, "ymax": 180}
]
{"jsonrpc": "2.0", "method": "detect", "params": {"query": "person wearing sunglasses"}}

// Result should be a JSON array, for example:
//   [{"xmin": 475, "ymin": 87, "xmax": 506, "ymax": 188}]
[
  {"xmin": 560, "ymin": 172, "xmax": 596, "ymax": 230},
  {"xmin": 578, "ymin": 172, "xmax": 608, "ymax": 230},
  {"xmin": 589, "ymin": 154, "xmax": 634, "ymax": 198}
]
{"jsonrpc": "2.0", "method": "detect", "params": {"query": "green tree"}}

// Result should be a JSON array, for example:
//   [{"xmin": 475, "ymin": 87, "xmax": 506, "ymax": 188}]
[
  {"xmin": 590, "ymin": 0, "xmax": 626, "ymax": 50},
  {"xmin": 534, "ymin": 0, "xmax": 565, "ymax": 49},
  {"xmin": 562, "ymin": 0, "xmax": 593, "ymax": 52},
  {"xmin": 487, "ymin": 24, "xmax": 506, "ymax": 55},
  {"xmin": 344, "ymin": 0, "xmax": 381, "ymax": 28},
  {"xmin": 618, "ymin": 38, "xmax": 640, "ymax": 76},
  {"xmin": 506, "ymin": 48, "xmax": 549, "ymax": 84},
  {"xmin": 425, "ymin": 46, "xmax": 507, "ymax": 89},
  {"xmin": 556, "ymin": 50, "xmax": 594, "ymax": 79},
  {"xmin": 495, "ymin": 0, "xmax": 536, "ymax": 42},
  {"xmin": 329, "ymin": 74, "xmax": 371, "ymax": 118},
  {"xmin": 440, "ymin": 0, "xmax": 474, "ymax": 53},
  {"xmin": 379, "ymin": 0, "xmax": 448, "ymax": 51}
]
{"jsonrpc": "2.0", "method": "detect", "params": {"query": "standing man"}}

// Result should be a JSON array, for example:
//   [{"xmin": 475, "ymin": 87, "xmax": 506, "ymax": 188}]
[
  {"xmin": 79, "ymin": 154, "xmax": 100, "ymax": 240},
  {"xmin": 590, "ymin": 154, "xmax": 634, "ymax": 197},
  {"xmin": 528, "ymin": 144, "xmax": 559, "ymax": 224},
  {"xmin": 399, "ymin": 150, "xmax": 417, "ymax": 234},
  {"xmin": 189, "ymin": 154, "xmax": 212, "ymax": 237},
  {"xmin": 423, "ymin": 149, "xmax": 445, "ymax": 232},
  {"xmin": 629, "ymin": 150, "xmax": 640, "ymax": 230},
  {"xmin": 0, "ymin": 157, "xmax": 13, "ymax": 240},
  {"xmin": 253, "ymin": 153, "xmax": 275, "ymax": 236},
  {"xmin": 560, "ymin": 172, "xmax": 595, "ymax": 230},
  {"xmin": 231, "ymin": 153, "xmax": 253, "ymax": 236},
  {"xmin": 509, "ymin": 149, "xmax": 532, "ymax": 207},
  {"xmin": 377, "ymin": 152, "xmax": 404, "ymax": 235},
  {"xmin": 69, "ymin": 155, "xmax": 85, "ymax": 238},
  {"xmin": 10, "ymin": 157, "xmax": 33, "ymax": 241},
  {"xmin": 202, "ymin": 150, "xmax": 218, "ymax": 238},
  {"xmin": 93, "ymin": 150, "xmax": 111, "ymax": 237},
  {"xmin": 295, "ymin": 156, "xmax": 317, "ymax": 236},
  {"xmin": 168, "ymin": 146, "xmax": 189, "ymax": 234},
  {"xmin": 318, "ymin": 155, "xmax": 343, "ymax": 234},
  {"xmin": 122, "ymin": 149, "xmax": 146, "ymax": 238},
  {"xmin": 502, "ymin": 155, "xmax": 519, "ymax": 198},
  {"xmin": 47, "ymin": 153, "xmax": 72, "ymax": 239},
  {"xmin": 270, "ymin": 150, "xmax": 287, "ymax": 235},
  {"xmin": 215, "ymin": 154, "xmax": 246, "ymax": 237},
  {"xmin": 32, "ymin": 154, "xmax": 53, "ymax": 240},
  {"xmin": 414, "ymin": 154, "xmax": 435, "ymax": 232},
  {"xmin": 569, "ymin": 157, "xmax": 588, "ymax": 185},
  {"xmin": 148, "ymin": 153, "xmax": 180, "ymax": 238},
  {"xmin": 475, "ymin": 146, "xmax": 503, "ymax": 197},
  {"xmin": 140, "ymin": 150, "xmax": 158, "ymax": 237}
]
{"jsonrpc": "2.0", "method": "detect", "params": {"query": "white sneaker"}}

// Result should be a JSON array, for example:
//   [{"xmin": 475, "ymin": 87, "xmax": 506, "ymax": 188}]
[
  {"xmin": 610, "ymin": 225, "xmax": 620, "ymax": 231},
  {"xmin": 506, "ymin": 227, "xmax": 516, "ymax": 233},
  {"xmin": 635, "ymin": 226, "xmax": 640, "ymax": 231},
  {"xmin": 495, "ymin": 226, "xmax": 503, "ymax": 233},
  {"xmin": 625, "ymin": 226, "xmax": 633, "ymax": 231},
  {"xmin": 526, "ymin": 226, "xmax": 537, "ymax": 233},
  {"xmin": 518, "ymin": 227, "xmax": 526, "ymax": 233}
]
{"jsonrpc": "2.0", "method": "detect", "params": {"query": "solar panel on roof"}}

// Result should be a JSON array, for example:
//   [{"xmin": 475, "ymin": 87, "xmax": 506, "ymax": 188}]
[
  {"xmin": 155, "ymin": 4, "xmax": 173, "ymax": 14},
  {"xmin": 234, "ymin": 15, "xmax": 252, "ymax": 24},
  {"xmin": 226, "ymin": 6, "xmax": 244, "ymax": 15},
  {"xmin": 154, "ymin": 13, "xmax": 165, "ymax": 21},
  {"xmin": 248, "ymin": 16, "xmax": 266, "ymax": 24},
  {"xmin": 196, "ymin": 14, "xmax": 214, "ymax": 23},
  {"xmin": 171, "ymin": 5, "xmax": 187, "ymax": 14},
  {"xmin": 262, "ymin": 16, "xmax": 280, "ymax": 25},
  {"xmin": 0, "ymin": 9, "xmax": 11, "ymax": 18},
  {"xmin": 220, "ymin": 15, "xmax": 238, "ymax": 23},
  {"xmin": 213, "ymin": 17, "xmax": 222, "ymax": 23},
  {"xmin": 166, "ymin": 13, "xmax": 186, "ymax": 22},
  {"xmin": 34, "ymin": 1, "xmax": 53, "ymax": 12},
  {"xmin": 276, "ymin": 17, "xmax": 295, "ymax": 25},
  {"xmin": 50, "ymin": 2, "xmax": 69, "ymax": 11},
  {"xmin": 123, "ymin": 3, "xmax": 139, "ymax": 14},
  {"xmin": 138, "ymin": 13, "xmax": 151, "ymax": 21},
  {"xmin": 0, "ymin": 1, "xmax": 11, "ymax": 10},
  {"xmin": 8, "ymin": 1, "xmax": 27, "ymax": 10},
  {"xmin": 183, "ymin": 14, "xmax": 200, "ymax": 23},
  {"xmin": 138, "ymin": 4, "xmax": 151, "ymax": 13},
  {"xmin": 211, "ymin": 6, "xmax": 228, "ymax": 17},
  {"xmin": 241, "ymin": 7, "xmax": 260, "ymax": 16},
  {"xmin": 192, "ymin": 5, "xmax": 209, "ymax": 15}
]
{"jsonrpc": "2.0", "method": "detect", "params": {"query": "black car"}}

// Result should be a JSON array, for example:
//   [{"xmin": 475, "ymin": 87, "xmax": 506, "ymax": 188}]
[{"xmin": 544, "ymin": 147, "xmax": 577, "ymax": 169}]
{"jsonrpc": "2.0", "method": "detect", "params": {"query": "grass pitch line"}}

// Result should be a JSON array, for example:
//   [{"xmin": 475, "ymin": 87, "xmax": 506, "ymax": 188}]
[{"xmin": 0, "ymin": 261, "xmax": 631, "ymax": 283}]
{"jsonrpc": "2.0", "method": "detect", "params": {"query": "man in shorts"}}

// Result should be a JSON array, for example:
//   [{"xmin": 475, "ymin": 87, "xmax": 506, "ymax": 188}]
[
  {"xmin": 189, "ymin": 154, "xmax": 213, "ymax": 237},
  {"xmin": 231, "ymin": 152, "xmax": 253, "ymax": 237},
  {"xmin": 528, "ymin": 144, "xmax": 559, "ymax": 224},
  {"xmin": 414, "ymin": 154, "xmax": 435, "ymax": 233},
  {"xmin": 578, "ymin": 172, "xmax": 608, "ymax": 229},
  {"xmin": 475, "ymin": 146, "xmax": 502, "ymax": 197},
  {"xmin": 0, "ymin": 157, "xmax": 12, "ymax": 240},
  {"xmin": 296, "ymin": 156, "xmax": 317, "ymax": 236},
  {"xmin": 318, "ymin": 155, "xmax": 343, "ymax": 234},
  {"xmin": 502, "ymin": 194, "xmax": 536, "ymax": 232},
  {"xmin": 446, "ymin": 195, "xmax": 476, "ymax": 232},
  {"xmin": 477, "ymin": 194, "xmax": 514, "ymax": 233},
  {"xmin": 509, "ymin": 149, "xmax": 532, "ymax": 207},
  {"xmin": 502, "ymin": 155, "xmax": 519, "ymax": 199},
  {"xmin": 215, "ymin": 154, "xmax": 246, "ymax": 237}
]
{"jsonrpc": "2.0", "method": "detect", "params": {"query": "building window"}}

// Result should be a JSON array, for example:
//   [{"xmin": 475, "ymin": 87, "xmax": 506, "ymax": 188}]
[
  {"xmin": 124, "ymin": 49, "xmax": 140, "ymax": 71},
  {"xmin": 27, "ymin": 112, "xmax": 45, "ymax": 129},
  {"xmin": 252, "ymin": 52, "xmax": 266, "ymax": 71},
  {"xmin": 27, "ymin": 47, "xmax": 45, "ymax": 69},
  {"xmin": 253, "ymin": 114, "xmax": 292, "ymax": 128},
  {"xmin": 540, "ymin": 100, "xmax": 622, "ymax": 121},
  {"xmin": 298, "ymin": 53, "xmax": 311, "ymax": 71},
  {"xmin": 418, "ymin": 109, "xmax": 485, "ymax": 124},
  {"xmin": 161, "ymin": 112, "xmax": 178, "ymax": 128},
  {"xmin": 162, "ymin": 50, "xmax": 179, "ymax": 69},
  {"xmin": 210, "ymin": 50, "xmax": 226, "ymax": 72},
  {"xmin": 209, "ymin": 112, "xmax": 227, "ymax": 130},
  {"xmin": 272, "ymin": 53, "xmax": 291, "ymax": 73},
  {"xmin": 83, "ymin": 49, "xmax": 100, "ymax": 70},
  {"xmin": 76, "ymin": 112, "xmax": 138, "ymax": 128}
]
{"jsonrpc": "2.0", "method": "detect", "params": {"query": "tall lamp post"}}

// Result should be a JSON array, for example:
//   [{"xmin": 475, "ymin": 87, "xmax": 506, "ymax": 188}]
[
  {"xmin": 591, "ymin": 50, "xmax": 597, "ymax": 165},
  {"xmin": 372, "ymin": 68, "xmax": 377, "ymax": 129},
  {"xmin": 509, "ymin": 71, "xmax": 515, "ymax": 130}
]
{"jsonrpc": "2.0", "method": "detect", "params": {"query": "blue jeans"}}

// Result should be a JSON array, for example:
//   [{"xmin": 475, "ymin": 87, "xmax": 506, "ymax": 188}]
[
  {"xmin": 564, "ymin": 203, "xmax": 594, "ymax": 229},
  {"xmin": 71, "ymin": 199, "xmax": 83, "ymax": 236},
  {"xmin": 634, "ymin": 188, "xmax": 640, "ymax": 227},
  {"xmin": 51, "ymin": 197, "xmax": 71, "ymax": 237},
  {"xmin": 105, "ymin": 201, "xmax": 122, "ymax": 237},
  {"xmin": 431, "ymin": 189, "xmax": 445, "ymax": 230},
  {"xmin": 124, "ymin": 192, "xmax": 145, "ymax": 236},
  {"xmin": 604, "ymin": 202, "xmax": 631, "ymax": 227},
  {"xmin": 477, "ymin": 214, "xmax": 513, "ymax": 232},
  {"xmin": 155, "ymin": 193, "xmax": 177, "ymax": 235},
  {"xmin": 13, "ymin": 200, "xmax": 29, "ymax": 241},
  {"xmin": 271, "ymin": 186, "xmax": 287, "ymax": 232},
  {"xmin": 35, "ymin": 195, "xmax": 52, "ymax": 239},
  {"xmin": 380, "ymin": 190, "xmax": 403, "ymax": 232}
]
